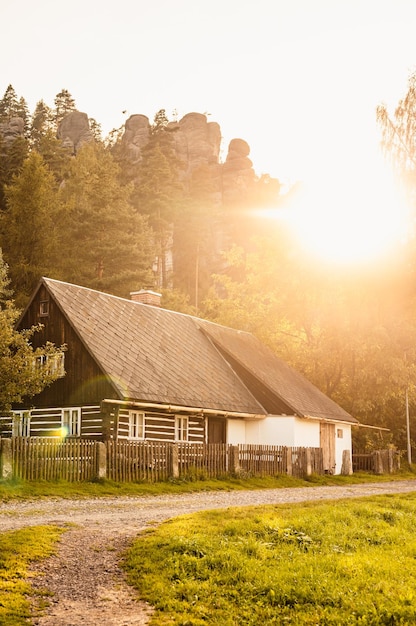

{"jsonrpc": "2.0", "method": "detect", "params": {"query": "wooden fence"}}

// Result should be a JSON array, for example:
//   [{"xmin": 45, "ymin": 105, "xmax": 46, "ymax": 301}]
[
  {"xmin": 0, "ymin": 437, "xmax": 395, "ymax": 483},
  {"xmin": 106, "ymin": 440, "xmax": 170, "ymax": 482},
  {"xmin": 352, "ymin": 449, "xmax": 400, "ymax": 474},
  {"xmin": 10, "ymin": 437, "xmax": 98, "ymax": 481},
  {"xmin": 238, "ymin": 445, "xmax": 324, "ymax": 477},
  {"xmin": 177, "ymin": 443, "xmax": 229, "ymax": 477}
]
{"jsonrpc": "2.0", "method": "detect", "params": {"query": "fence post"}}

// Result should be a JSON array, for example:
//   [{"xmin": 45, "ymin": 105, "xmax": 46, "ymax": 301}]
[
  {"xmin": 168, "ymin": 444, "xmax": 179, "ymax": 479},
  {"xmin": 388, "ymin": 449, "xmax": 394, "ymax": 473},
  {"xmin": 286, "ymin": 447, "xmax": 292, "ymax": 476},
  {"xmin": 229, "ymin": 445, "xmax": 240, "ymax": 476},
  {"xmin": 305, "ymin": 448, "xmax": 312, "ymax": 476},
  {"xmin": 341, "ymin": 450, "xmax": 353, "ymax": 475},
  {"xmin": 0, "ymin": 438, "xmax": 13, "ymax": 479},
  {"xmin": 95, "ymin": 442, "xmax": 107, "ymax": 480},
  {"xmin": 374, "ymin": 450, "xmax": 383, "ymax": 474}
]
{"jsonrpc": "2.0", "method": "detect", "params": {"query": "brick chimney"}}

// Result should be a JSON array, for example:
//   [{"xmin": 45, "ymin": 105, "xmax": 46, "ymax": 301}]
[{"xmin": 130, "ymin": 289, "xmax": 162, "ymax": 307}]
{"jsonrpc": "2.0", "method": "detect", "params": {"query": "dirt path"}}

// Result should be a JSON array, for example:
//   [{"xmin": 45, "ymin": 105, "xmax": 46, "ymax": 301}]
[
  {"xmin": 2, "ymin": 479, "xmax": 416, "ymax": 625},
  {"xmin": 30, "ymin": 526, "xmax": 154, "ymax": 626}
]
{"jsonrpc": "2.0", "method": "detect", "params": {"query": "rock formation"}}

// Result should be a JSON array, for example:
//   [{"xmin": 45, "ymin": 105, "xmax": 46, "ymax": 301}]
[
  {"xmin": 221, "ymin": 138, "xmax": 256, "ymax": 204},
  {"xmin": 120, "ymin": 114, "xmax": 150, "ymax": 163},
  {"xmin": 120, "ymin": 111, "xmax": 257, "ymax": 204},
  {"xmin": 0, "ymin": 117, "xmax": 25, "ymax": 148},
  {"xmin": 57, "ymin": 111, "xmax": 93, "ymax": 154},
  {"xmin": 169, "ymin": 112, "xmax": 222, "ymax": 174}
]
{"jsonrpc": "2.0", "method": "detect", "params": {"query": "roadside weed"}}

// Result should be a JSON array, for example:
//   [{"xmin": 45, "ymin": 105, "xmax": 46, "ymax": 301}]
[
  {"xmin": 0, "ymin": 471, "xmax": 414, "ymax": 501},
  {"xmin": 0, "ymin": 525, "xmax": 63, "ymax": 625}
]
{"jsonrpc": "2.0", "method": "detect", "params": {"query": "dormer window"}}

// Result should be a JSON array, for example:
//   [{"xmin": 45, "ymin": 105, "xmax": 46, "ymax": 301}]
[{"xmin": 39, "ymin": 300, "xmax": 49, "ymax": 317}]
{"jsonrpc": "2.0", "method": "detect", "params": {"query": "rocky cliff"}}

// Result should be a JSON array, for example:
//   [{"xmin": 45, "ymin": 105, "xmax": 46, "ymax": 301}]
[
  {"xmin": 0, "ymin": 109, "xmax": 274, "ymax": 206},
  {"xmin": 119, "ymin": 111, "xmax": 257, "ymax": 204},
  {"xmin": 57, "ymin": 111, "xmax": 93, "ymax": 153},
  {"xmin": 0, "ymin": 117, "xmax": 25, "ymax": 148}
]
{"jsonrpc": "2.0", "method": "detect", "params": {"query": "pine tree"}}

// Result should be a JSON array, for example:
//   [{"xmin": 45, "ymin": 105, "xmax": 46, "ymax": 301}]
[
  {"xmin": 54, "ymin": 89, "xmax": 77, "ymax": 127},
  {"xmin": 57, "ymin": 141, "xmax": 154, "ymax": 296},
  {"xmin": 133, "ymin": 109, "xmax": 181, "ymax": 288},
  {"xmin": 1, "ymin": 151, "xmax": 60, "ymax": 305},
  {"xmin": 30, "ymin": 100, "xmax": 72, "ymax": 182}
]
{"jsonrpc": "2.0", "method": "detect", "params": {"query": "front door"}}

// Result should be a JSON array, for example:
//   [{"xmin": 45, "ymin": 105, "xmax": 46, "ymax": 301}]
[
  {"xmin": 208, "ymin": 417, "xmax": 226, "ymax": 443},
  {"xmin": 320, "ymin": 422, "xmax": 336, "ymax": 473}
]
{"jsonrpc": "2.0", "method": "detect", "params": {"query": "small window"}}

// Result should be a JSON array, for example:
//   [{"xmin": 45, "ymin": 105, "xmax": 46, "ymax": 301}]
[
  {"xmin": 12, "ymin": 411, "xmax": 31, "ymax": 437},
  {"xmin": 39, "ymin": 300, "xmax": 49, "ymax": 317},
  {"xmin": 62, "ymin": 408, "xmax": 80, "ymax": 437},
  {"xmin": 175, "ymin": 415, "xmax": 189, "ymax": 442},
  {"xmin": 337, "ymin": 428, "xmax": 344, "ymax": 439},
  {"xmin": 33, "ymin": 352, "xmax": 65, "ymax": 378},
  {"xmin": 49, "ymin": 353, "xmax": 65, "ymax": 377},
  {"xmin": 129, "ymin": 411, "xmax": 145, "ymax": 439}
]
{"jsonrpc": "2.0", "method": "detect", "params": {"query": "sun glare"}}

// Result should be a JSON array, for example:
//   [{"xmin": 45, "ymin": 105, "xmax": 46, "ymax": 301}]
[{"xmin": 271, "ymin": 161, "xmax": 411, "ymax": 266}]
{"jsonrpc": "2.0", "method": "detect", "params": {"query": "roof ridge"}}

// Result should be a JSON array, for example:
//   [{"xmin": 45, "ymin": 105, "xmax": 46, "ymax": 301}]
[{"xmin": 42, "ymin": 277, "xmax": 254, "ymax": 336}]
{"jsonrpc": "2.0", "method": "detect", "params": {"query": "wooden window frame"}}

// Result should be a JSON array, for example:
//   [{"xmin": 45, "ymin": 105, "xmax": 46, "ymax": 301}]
[
  {"xmin": 39, "ymin": 300, "xmax": 49, "ymax": 317},
  {"xmin": 175, "ymin": 415, "xmax": 189, "ymax": 442},
  {"xmin": 33, "ymin": 352, "xmax": 65, "ymax": 378},
  {"xmin": 62, "ymin": 408, "xmax": 81, "ymax": 437},
  {"xmin": 128, "ymin": 411, "xmax": 145, "ymax": 439},
  {"xmin": 12, "ymin": 411, "xmax": 31, "ymax": 437}
]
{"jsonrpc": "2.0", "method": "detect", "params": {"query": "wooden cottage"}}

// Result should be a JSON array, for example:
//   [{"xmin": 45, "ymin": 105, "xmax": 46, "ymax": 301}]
[{"xmin": 3, "ymin": 278, "xmax": 358, "ymax": 474}]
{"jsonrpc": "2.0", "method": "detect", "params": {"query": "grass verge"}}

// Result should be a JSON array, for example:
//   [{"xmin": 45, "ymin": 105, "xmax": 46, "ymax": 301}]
[
  {"xmin": 123, "ymin": 492, "xmax": 416, "ymax": 625},
  {"xmin": 0, "ymin": 525, "xmax": 63, "ymax": 626},
  {"xmin": 0, "ymin": 468, "xmax": 415, "ymax": 501}
]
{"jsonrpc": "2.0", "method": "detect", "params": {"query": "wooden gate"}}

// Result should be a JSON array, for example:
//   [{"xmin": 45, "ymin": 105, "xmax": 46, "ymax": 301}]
[{"xmin": 320, "ymin": 422, "xmax": 335, "ymax": 473}]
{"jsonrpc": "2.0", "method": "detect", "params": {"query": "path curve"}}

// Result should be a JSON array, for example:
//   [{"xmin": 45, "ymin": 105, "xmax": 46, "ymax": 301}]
[{"xmin": 1, "ymin": 479, "xmax": 415, "ymax": 625}]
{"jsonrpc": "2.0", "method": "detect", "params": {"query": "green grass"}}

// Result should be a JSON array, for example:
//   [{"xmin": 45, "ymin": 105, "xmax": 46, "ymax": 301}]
[
  {"xmin": 123, "ymin": 493, "xmax": 416, "ymax": 625},
  {"xmin": 0, "ymin": 468, "xmax": 415, "ymax": 501},
  {"xmin": 0, "ymin": 525, "xmax": 63, "ymax": 626}
]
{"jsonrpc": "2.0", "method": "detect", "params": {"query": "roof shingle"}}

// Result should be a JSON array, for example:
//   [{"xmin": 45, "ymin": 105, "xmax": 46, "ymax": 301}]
[{"xmin": 42, "ymin": 278, "xmax": 357, "ymax": 424}]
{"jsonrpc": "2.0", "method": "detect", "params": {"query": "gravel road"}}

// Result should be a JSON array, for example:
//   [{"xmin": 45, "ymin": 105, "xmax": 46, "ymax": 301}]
[{"xmin": 1, "ymin": 479, "xmax": 415, "ymax": 626}]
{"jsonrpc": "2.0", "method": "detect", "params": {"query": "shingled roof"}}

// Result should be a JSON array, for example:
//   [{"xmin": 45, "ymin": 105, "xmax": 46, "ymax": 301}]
[{"xmin": 38, "ymin": 278, "xmax": 357, "ymax": 424}]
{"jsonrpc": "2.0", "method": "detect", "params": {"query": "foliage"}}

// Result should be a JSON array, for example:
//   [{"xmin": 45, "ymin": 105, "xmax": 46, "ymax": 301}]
[
  {"xmin": 56, "ymin": 141, "xmax": 154, "ymax": 296},
  {"xmin": 1, "ymin": 151, "xmax": 61, "ymax": 304},
  {"xmin": 0, "ymin": 85, "xmax": 29, "ymax": 133},
  {"xmin": 0, "ymin": 252, "xmax": 65, "ymax": 413},
  {"xmin": 201, "ymin": 233, "xmax": 416, "ymax": 438},
  {"xmin": 30, "ymin": 100, "xmax": 72, "ymax": 180},
  {"xmin": 133, "ymin": 109, "xmax": 182, "ymax": 288},
  {"xmin": 377, "ymin": 72, "xmax": 416, "ymax": 181},
  {"xmin": 1, "ymin": 472, "xmax": 412, "ymax": 502},
  {"xmin": 0, "ymin": 115, "xmax": 29, "ymax": 213},
  {"xmin": 124, "ymin": 493, "xmax": 416, "ymax": 625},
  {"xmin": 0, "ymin": 525, "xmax": 63, "ymax": 625},
  {"xmin": 53, "ymin": 88, "xmax": 76, "ymax": 127},
  {"xmin": 173, "ymin": 164, "xmax": 221, "ymax": 309}
]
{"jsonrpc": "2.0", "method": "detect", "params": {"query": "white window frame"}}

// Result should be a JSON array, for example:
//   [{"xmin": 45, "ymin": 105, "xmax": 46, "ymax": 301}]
[
  {"xmin": 33, "ymin": 352, "xmax": 65, "ymax": 378},
  {"xmin": 62, "ymin": 408, "xmax": 81, "ymax": 437},
  {"xmin": 128, "ymin": 411, "xmax": 145, "ymax": 439},
  {"xmin": 175, "ymin": 415, "xmax": 189, "ymax": 442},
  {"xmin": 12, "ymin": 411, "xmax": 31, "ymax": 437},
  {"xmin": 49, "ymin": 352, "xmax": 65, "ymax": 377}
]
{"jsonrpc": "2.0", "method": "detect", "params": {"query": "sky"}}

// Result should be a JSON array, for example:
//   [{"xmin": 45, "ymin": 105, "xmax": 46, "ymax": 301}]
[{"xmin": 2, "ymin": 0, "xmax": 416, "ymax": 263}]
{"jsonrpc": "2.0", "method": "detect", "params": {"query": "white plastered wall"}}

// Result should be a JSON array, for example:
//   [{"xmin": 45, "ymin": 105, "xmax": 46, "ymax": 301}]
[
  {"xmin": 226, "ymin": 416, "xmax": 353, "ymax": 475},
  {"xmin": 228, "ymin": 415, "xmax": 320, "ymax": 447},
  {"xmin": 334, "ymin": 423, "xmax": 352, "ymax": 474}
]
